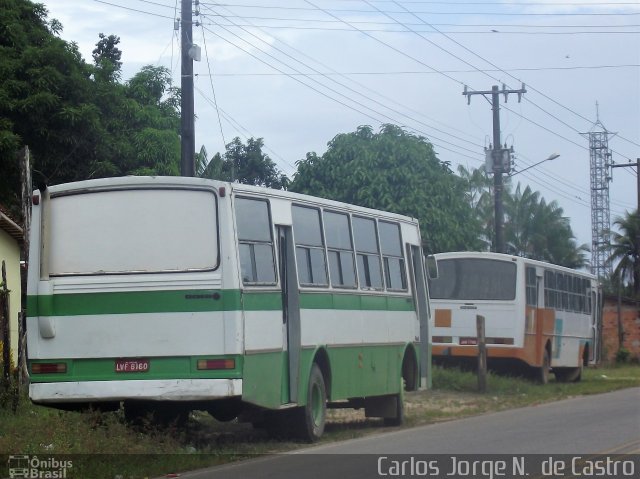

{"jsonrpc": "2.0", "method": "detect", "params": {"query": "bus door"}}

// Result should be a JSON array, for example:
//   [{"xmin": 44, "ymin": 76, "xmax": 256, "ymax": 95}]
[
  {"xmin": 408, "ymin": 245, "xmax": 430, "ymax": 389},
  {"xmin": 277, "ymin": 225, "xmax": 301, "ymax": 403}
]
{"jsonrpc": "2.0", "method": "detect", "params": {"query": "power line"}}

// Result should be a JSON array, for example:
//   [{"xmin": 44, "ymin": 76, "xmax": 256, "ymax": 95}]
[
  {"xmin": 194, "ymin": 86, "xmax": 295, "ymax": 171},
  {"xmin": 199, "ymin": 22, "xmax": 227, "ymax": 151},
  {"xmin": 198, "ymin": 20, "xmax": 483, "ymax": 161},
  {"xmin": 91, "ymin": 0, "xmax": 174, "ymax": 19},
  {"xmin": 195, "ymin": 63, "xmax": 640, "ymax": 76},
  {"xmin": 200, "ymin": 2, "xmax": 640, "ymax": 16},
  {"xmin": 382, "ymin": 0, "xmax": 639, "ymax": 162},
  {"xmin": 203, "ymin": 3, "xmax": 485, "ymax": 147}
]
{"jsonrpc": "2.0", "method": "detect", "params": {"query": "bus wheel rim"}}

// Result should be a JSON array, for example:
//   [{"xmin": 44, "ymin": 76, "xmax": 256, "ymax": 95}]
[{"xmin": 311, "ymin": 382, "xmax": 322, "ymax": 426}]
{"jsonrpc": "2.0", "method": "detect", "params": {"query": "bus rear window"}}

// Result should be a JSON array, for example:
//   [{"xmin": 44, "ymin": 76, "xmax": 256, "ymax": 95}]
[
  {"xmin": 47, "ymin": 188, "xmax": 218, "ymax": 275},
  {"xmin": 428, "ymin": 258, "xmax": 517, "ymax": 301}
]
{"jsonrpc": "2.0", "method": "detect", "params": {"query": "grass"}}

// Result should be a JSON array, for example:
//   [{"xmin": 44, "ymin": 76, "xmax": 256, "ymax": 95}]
[{"xmin": 1, "ymin": 364, "xmax": 639, "ymax": 478}]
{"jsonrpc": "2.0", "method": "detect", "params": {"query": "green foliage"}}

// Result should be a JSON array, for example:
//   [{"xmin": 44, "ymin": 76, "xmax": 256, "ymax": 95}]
[
  {"xmin": 457, "ymin": 166, "xmax": 589, "ymax": 268},
  {"xmin": 615, "ymin": 347, "xmax": 630, "ymax": 364},
  {"xmin": 200, "ymin": 137, "xmax": 288, "ymax": 189},
  {"xmin": 505, "ymin": 183, "xmax": 589, "ymax": 268},
  {"xmin": 609, "ymin": 210, "xmax": 639, "ymax": 296},
  {"xmin": 0, "ymin": 1, "xmax": 180, "ymax": 217},
  {"xmin": 92, "ymin": 33, "xmax": 122, "ymax": 82},
  {"xmin": 291, "ymin": 124, "xmax": 483, "ymax": 253}
]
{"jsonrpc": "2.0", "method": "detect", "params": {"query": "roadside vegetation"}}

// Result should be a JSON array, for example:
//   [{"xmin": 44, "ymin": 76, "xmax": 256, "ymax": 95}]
[{"xmin": 1, "ymin": 364, "xmax": 638, "ymax": 478}]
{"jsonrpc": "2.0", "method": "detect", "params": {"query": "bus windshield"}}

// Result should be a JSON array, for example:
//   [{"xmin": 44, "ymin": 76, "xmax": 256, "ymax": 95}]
[
  {"xmin": 428, "ymin": 258, "xmax": 517, "ymax": 301},
  {"xmin": 47, "ymin": 188, "xmax": 218, "ymax": 275}
]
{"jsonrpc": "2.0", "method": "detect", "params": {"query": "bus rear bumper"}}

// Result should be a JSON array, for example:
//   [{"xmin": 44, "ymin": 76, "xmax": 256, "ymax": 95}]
[{"xmin": 30, "ymin": 379, "xmax": 243, "ymax": 403}]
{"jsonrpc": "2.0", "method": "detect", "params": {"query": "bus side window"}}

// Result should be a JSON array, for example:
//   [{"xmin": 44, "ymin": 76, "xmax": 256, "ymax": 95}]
[
  {"xmin": 379, "ymin": 221, "xmax": 407, "ymax": 291},
  {"xmin": 323, "ymin": 210, "xmax": 357, "ymax": 288},
  {"xmin": 292, "ymin": 205, "xmax": 328, "ymax": 286},
  {"xmin": 544, "ymin": 270, "xmax": 555, "ymax": 308},
  {"xmin": 352, "ymin": 216, "xmax": 383, "ymax": 290},
  {"xmin": 235, "ymin": 197, "xmax": 276, "ymax": 284}
]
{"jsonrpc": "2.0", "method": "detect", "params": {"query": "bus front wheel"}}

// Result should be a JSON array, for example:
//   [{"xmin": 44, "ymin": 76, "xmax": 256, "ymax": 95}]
[{"xmin": 296, "ymin": 363, "xmax": 327, "ymax": 442}]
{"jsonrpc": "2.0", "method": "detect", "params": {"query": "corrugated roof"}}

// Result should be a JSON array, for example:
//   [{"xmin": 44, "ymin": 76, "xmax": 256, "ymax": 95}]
[{"xmin": 0, "ymin": 211, "xmax": 23, "ymax": 243}]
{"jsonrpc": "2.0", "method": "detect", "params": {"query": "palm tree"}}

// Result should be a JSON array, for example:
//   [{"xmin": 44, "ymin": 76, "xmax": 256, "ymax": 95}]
[
  {"xmin": 458, "ymin": 168, "xmax": 589, "ymax": 268},
  {"xmin": 458, "ymin": 165, "xmax": 493, "ymax": 249},
  {"xmin": 609, "ymin": 210, "xmax": 639, "ymax": 295},
  {"xmin": 504, "ymin": 183, "xmax": 589, "ymax": 268}
]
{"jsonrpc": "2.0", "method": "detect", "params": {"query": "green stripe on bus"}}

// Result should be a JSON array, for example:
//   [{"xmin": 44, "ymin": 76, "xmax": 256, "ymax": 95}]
[
  {"xmin": 27, "ymin": 290, "xmax": 243, "ymax": 317},
  {"xmin": 299, "ymin": 292, "xmax": 415, "ymax": 311},
  {"xmin": 27, "ymin": 289, "xmax": 414, "ymax": 317}
]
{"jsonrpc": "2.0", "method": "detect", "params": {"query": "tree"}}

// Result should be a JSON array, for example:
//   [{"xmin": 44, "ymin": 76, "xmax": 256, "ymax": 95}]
[
  {"xmin": 0, "ymin": 1, "xmax": 182, "ymax": 217},
  {"xmin": 200, "ymin": 137, "xmax": 288, "ymax": 189},
  {"xmin": 609, "ymin": 210, "xmax": 639, "ymax": 296},
  {"xmin": 92, "ymin": 33, "xmax": 122, "ymax": 82},
  {"xmin": 504, "ymin": 183, "xmax": 588, "ymax": 268},
  {"xmin": 458, "ymin": 167, "xmax": 588, "ymax": 268},
  {"xmin": 291, "ymin": 124, "xmax": 482, "ymax": 253},
  {"xmin": 457, "ymin": 165, "xmax": 493, "ymax": 249},
  {"xmin": 0, "ymin": 0, "xmax": 97, "ymax": 213}
]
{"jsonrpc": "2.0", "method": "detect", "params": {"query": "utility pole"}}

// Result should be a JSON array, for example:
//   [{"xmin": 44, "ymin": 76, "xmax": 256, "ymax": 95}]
[
  {"xmin": 464, "ymin": 84, "xmax": 526, "ymax": 253},
  {"xmin": 180, "ymin": 0, "xmax": 199, "ymax": 177}
]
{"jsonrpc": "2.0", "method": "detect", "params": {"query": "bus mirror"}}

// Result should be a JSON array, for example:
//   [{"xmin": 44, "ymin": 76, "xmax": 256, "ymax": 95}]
[{"xmin": 425, "ymin": 255, "xmax": 438, "ymax": 279}]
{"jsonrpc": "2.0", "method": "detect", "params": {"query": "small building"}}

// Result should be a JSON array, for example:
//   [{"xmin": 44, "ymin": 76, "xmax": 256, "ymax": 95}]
[
  {"xmin": 602, "ymin": 294, "xmax": 640, "ymax": 363},
  {"xmin": 0, "ymin": 207, "xmax": 23, "ymax": 367}
]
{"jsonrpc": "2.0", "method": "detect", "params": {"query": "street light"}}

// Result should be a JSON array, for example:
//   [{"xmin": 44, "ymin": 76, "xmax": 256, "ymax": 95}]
[{"xmin": 510, "ymin": 153, "xmax": 560, "ymax": 176}]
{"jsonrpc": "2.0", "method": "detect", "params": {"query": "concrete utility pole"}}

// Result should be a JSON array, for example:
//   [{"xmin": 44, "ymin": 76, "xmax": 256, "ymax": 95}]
[
  {"xmin": 180, "ymin": 0, "xmax": 197, "ymax": 177},
  {"xmin": 463, "ymin": 84, "xmax": 526, "ymax": 254}
]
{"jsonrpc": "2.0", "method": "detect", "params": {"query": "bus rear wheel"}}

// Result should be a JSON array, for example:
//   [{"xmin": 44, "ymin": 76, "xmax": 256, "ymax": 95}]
[
  {"xmin": 554, "ymin": 365, "xmax": 582, "ymax": 383},
  {"xmin": 295, "ymin": 363, "xmax": 327, "ymax": 442},
  {"xmin": 383, "ymin": 377, "xmax": 405, "ymax": 427},
  {"xmin": 536, "ymin": 350, "xmax": 550, "ymax": 385}
]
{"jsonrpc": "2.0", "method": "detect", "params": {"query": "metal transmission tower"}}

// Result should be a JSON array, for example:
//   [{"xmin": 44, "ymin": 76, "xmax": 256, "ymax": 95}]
[{"xmin": 582, "ymin": 106, "xmax": 616, "ymax": 279}]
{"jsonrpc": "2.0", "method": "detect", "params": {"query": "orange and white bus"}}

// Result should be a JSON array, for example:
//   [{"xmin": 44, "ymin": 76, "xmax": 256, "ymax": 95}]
[{"xmin": 427, "ymin": 252, "xmax": 600, "ymax": 383}]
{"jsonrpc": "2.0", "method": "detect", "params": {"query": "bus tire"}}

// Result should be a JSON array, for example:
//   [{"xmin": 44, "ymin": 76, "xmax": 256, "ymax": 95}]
[
  {"xmin": 554, "ymin": 365, "xmax": 582, "ymax": 383},
  {"xmin": 383, "ymin": 377, "xmax": 405, "ymax": 427},
  {"xmin": 208, "ymin": 398, "xmax": 243, "ymax": 422},
  {"xmin": 537, "ymin": 350, "xmax": 550, "ymax": 385},
  {"xmin": 296, "ymin": 363, "xmax": 327, "ymax": 442}
]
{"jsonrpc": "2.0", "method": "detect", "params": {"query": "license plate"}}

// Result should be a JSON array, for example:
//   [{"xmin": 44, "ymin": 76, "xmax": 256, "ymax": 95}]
[{"xmin": 115, "ymin": 358, "xmax": 149, "ymax": 373}]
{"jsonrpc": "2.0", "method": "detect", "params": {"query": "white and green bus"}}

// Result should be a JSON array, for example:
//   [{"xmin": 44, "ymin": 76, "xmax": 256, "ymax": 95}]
[{"xmin": 26, "ymin": 176, "xmax": 431, "ymax": 440}]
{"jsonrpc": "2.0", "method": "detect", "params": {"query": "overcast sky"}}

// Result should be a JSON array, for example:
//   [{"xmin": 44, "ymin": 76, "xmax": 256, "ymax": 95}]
[{"xmin": 42, "ymin": 0, "xmax": 639, "ymax": 257}]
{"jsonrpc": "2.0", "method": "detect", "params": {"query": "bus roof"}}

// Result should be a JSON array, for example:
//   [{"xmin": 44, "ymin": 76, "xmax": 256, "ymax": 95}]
[
  {"xmin": 433, "ymin": 251, "xmax": 597, "ymax": 280},
  {"xmin": 41, "ymin": 176, "xmax": 420, "ymax": 226}
]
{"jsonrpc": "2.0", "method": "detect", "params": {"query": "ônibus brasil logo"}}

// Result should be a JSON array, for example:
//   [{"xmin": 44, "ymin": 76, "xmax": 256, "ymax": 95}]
[{"xmin": 7, "ymin": 455, "xmax": 73, "ymax": 479}]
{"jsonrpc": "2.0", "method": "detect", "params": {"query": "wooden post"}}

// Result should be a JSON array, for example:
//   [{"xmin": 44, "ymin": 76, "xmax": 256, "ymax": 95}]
[
  {"xmin": 477, "ymin": 314, "xmax": 487, "ymax": 392},
  {"xmin": 19, "ymin": 146, "xmax": 31, "ymax": 386},
  {"xmin": 1, "ymin": 261, "xmax": 10, "ymax": 388}
]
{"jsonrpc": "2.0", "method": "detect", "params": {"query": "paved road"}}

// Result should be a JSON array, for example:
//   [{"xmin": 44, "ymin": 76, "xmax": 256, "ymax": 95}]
[{"xmin": 166, "ymin": 387, "xmax": 640, "ymax": 479}]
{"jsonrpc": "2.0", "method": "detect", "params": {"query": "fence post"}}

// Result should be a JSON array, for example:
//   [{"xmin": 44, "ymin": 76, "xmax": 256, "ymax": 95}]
[
  {"xmin": 477, "ymin": 314, "xmax": 487, "ymax": 392},
  {"xmin": 1, "ymin": 261, "xmax": 10, "ymax": 389}
]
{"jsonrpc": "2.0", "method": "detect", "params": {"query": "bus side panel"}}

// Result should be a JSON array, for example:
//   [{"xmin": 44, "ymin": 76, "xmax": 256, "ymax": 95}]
[
  {"xmin": 241, "ymin": 294, "xmax": 285, "ymax": 409},
  {"xmin": 242, "ymin": 351, "xmax": 287, "ymax": 409},
  {"xmin": 548, "ymin": 311, "xmax": 591, "ymax": 368}
]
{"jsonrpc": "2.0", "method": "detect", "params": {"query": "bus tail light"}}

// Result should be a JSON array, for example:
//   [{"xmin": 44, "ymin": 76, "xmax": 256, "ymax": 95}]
[
  {"xmin": 487, "ymin": 337, "xmax": 515, "ymax": 345},
  {"xmin": 197, "ymin": 359, "xmax": 235, "ymax": 370},
  {"xmin": 31, "ymin": 363, "xmax": 67, "ymax": 374}
]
